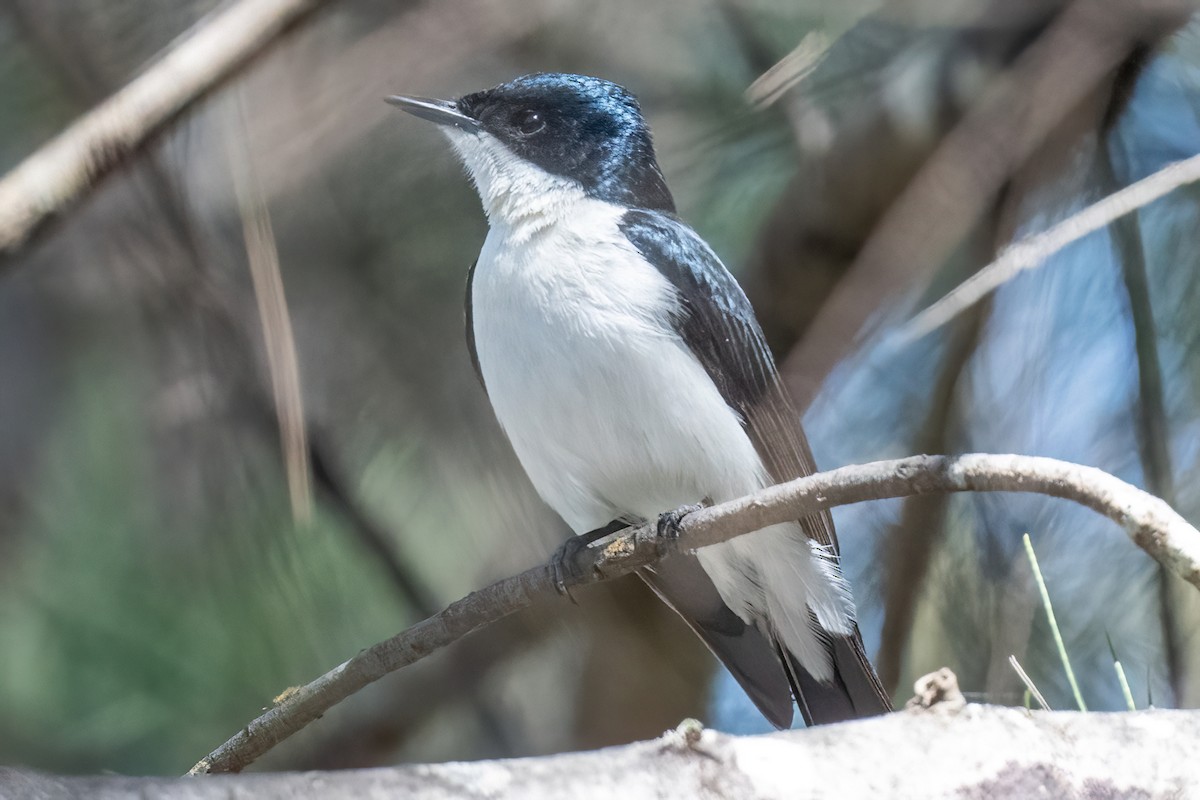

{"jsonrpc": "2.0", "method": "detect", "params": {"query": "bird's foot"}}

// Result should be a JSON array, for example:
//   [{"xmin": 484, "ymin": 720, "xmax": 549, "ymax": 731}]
[
  {"xmin": 551, "ymin": 519, "xmax": 629, "ymax": 601},
  {"xmin": 657, "ymin": 503, "xmax": 704, "ymax": 541}
]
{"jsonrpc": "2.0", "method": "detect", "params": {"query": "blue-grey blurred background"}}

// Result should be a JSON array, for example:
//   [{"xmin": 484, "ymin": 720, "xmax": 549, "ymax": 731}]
[{"xmin": 1, "ymin": 0, "xmax": 1199, "ymax": 775}]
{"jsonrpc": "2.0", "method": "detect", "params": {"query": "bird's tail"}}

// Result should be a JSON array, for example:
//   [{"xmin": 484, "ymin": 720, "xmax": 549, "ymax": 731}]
[
  {"xmin": 643, "ymin": 548, "xmax": 891, "ymax": 728},
  {"xmin": 779, "ymin": 623, "xmax": 892, "ymax": 725}
]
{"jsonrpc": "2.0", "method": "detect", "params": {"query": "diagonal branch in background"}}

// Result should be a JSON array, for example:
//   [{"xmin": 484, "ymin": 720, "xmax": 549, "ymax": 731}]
[
  {"xmin": 2, "ymin": 0, "xmax": 524, "ymax": 755},
  {"xmin": 4, "ymin": 0, "xmax": 446, "ymax": 626},
  {"xmin": 188, "ymin": 453, "xmax": 1200, "ymax": 775},
  {"xmin": 781, "ymin": 0, "xmax": 1192, "ymax": 410},
  {"xmin": 899, "ymin": 150, "xmax": 1200, "ymax": 345},
  {"xmin": 0, "ymin": 0, "xmax": 338, "ymax": 260},
  {"xmin": 21, "ymin": 0, "xmax": 447, "ymax": 622}
]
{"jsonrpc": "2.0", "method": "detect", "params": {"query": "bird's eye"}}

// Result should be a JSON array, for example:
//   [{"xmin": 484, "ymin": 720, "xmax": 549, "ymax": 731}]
[{"xmin": 514, "ymin": 109, "xmax": 545, "ymax": 135}]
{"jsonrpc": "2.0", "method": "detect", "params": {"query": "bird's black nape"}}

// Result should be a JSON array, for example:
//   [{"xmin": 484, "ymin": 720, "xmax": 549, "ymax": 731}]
[{"xmin": 455, "ymin": 73, "xmax": 676, "ymax": 213}]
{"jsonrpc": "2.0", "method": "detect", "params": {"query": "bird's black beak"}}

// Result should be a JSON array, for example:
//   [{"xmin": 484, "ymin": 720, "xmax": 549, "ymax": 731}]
[{"xmin": 386, "ymin": 95, "xmax": 481, "ymax": 134}]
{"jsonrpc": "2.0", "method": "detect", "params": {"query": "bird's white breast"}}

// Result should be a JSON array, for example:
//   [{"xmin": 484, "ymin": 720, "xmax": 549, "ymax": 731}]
[
  {"xmin": 470, "ymin": 198, "xmax": 767, "ymax": 534},
  {"xmin": 448, "ymin": 127, "xmax": 853, "ymax": 680}
]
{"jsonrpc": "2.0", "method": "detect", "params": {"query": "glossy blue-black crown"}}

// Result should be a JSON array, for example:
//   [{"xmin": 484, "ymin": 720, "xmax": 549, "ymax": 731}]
[{"xmin": 457, "ymin": 73, "xmax": 675, "ymax": 213}]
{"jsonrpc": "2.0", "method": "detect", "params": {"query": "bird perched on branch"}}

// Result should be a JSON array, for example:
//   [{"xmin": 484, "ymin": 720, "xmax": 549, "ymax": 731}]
[{"xmin": 388, "ymin": 73, "xmax": 890, "ymax": 727}]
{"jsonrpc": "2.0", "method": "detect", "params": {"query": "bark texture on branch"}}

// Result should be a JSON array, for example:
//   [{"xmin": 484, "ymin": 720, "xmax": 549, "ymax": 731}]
[
  {"xmin": 189, "ymin": 453, "xmax": 1200, "ymax": 774},
  {"xmin": 12, "ymin": 706, "xmax": 1200, "ymax": 798},
  {"xmin": 0, "ymin": 0, "xmax": 334, "ymax": 258}
]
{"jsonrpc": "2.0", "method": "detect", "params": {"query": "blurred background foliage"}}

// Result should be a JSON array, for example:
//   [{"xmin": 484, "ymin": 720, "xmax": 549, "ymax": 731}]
[{"xmin": 1, "ymin": 0, "xmax": 1199, "ymax": 776}]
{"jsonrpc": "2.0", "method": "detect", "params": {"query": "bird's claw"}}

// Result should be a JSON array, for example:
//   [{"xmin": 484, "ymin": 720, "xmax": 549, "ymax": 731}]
[
  {"xmin": 551, "ymin": 519, "xmax": 629, "ymax": 602},
  {"xmin": 657, "ymin": 503, "xmax": 703, "ymax": 541},
  {"xmin": 551, "ymin": 536, "xmax": 589, "ymax": 603}
]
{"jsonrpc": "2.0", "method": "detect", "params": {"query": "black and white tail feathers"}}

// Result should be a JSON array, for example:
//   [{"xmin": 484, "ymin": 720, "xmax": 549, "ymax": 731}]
[
  {"xmin": 780, "ymin": 625, "xmax": 892, "ymax": 725},
  {"xmin": 642, "ymin": 556, "xmax": 890, "ymax": 728},
  {"xmin": 623, "ymin": 208, "xmax": 891, "ymax": 727}
]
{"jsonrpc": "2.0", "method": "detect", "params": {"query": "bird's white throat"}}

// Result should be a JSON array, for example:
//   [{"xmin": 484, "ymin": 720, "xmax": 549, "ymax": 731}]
[{"xmin": 444, "ymin": 129, "xmax": 587, "ymax": 241}]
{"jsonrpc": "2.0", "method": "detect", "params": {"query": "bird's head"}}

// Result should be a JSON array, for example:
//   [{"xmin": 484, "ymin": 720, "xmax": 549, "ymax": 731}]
[{"xmin": 388, "ymin": 73, "xmax": 675, "ymax": 228}]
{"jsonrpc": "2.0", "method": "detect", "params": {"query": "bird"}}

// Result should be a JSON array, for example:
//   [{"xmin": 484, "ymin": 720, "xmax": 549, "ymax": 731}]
[{"xmin": 387, "ymin": 73, "xmax": 891, "ymax": 727}]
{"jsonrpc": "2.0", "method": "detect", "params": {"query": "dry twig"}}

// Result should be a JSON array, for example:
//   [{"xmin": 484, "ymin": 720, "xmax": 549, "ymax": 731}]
[
  {"xmin": 189, "ymin": 453, "xmax": 1200, "ymax": 774},
  {"xmin": 225, "ymin": 98, "xmax": 312, "ymax": 524},
  {"xmin": 898, "ymin": 152, "xmax": 1200, "ymax": 344},
  {"xmin": 0, "ymin": 0, "xmax": 335, "ymax": 259}
]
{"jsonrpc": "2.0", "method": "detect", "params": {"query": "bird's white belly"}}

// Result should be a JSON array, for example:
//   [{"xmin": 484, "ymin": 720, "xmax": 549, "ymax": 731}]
[
  {"xmin": 471, "ymin": 209, "xmax": 766, "ymax": 534},
  {"xmin": 468, "ymin": 204, "xmax": 856, "ymax": 673}
]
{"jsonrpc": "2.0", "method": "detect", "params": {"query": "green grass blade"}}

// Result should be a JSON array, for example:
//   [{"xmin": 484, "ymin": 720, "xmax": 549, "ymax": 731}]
[
  {"xmin": 1023, "ymin": 533, "xmax": 1087, "ymax": 711},
  {"xmin": 1105, "ymin": 633, "xmax": 1136, "ymax": 711}
]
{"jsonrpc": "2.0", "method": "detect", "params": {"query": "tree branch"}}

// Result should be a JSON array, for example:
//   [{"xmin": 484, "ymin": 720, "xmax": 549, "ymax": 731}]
[
  {"xmin": 19, "ymin": 705, "xmax": 1200, "ymax": 797},
  {"xmin": 780, "ymin": 0, "xmax": 1191, "ymax": 410},
  {"xmin": 0, "ymin": 0, "xmax": 336, "ymax": 260},
  {"xmin": 898, "ymin": 150, "xmax": 1200, "ymax": 344},
  {"xmin": 187, "ymin": 453, "xmax": 1200, "ymax": 774}
]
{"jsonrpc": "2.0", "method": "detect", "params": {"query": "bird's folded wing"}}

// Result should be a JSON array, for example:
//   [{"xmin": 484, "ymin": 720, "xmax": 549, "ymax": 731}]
[{"xmin": 618, "ymin": 208, "xmax": 837, "ymax": 550}]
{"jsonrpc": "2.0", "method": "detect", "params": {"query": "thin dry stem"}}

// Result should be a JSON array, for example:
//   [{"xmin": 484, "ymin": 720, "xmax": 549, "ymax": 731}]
[
  {"xmin": 225, "ymin": 97, "xmax": 312, "ymax": 523},
  {"xmin": 899, "ymin": 152, "xmax": 1200, "ymax": 343}
]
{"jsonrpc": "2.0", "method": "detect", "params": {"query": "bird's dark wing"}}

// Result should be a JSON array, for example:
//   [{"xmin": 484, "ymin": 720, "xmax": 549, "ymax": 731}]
[
  {"xmin": 620, "ymin": 208, "xmax": 891, "ymax": 724},
  {"xmin": 618, "ymin": 209, "xmax": 835, "ymax": 548},
  {"xmin": 465, "ymin": 259, "xmax": 485, "ymax": 392}
]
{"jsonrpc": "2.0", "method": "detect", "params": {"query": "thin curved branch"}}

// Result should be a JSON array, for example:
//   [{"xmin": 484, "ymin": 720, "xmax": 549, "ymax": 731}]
[
  {"xmin": 188, "ymin": 453, "xmax": 1200, "ymax": 775},
  {"xmin": 0, "ymin": 0, "xmax": 335, "ymax": 260},
  {"xmin": 898, "ymin": 151, "xmax": 1200, "ymax": 344}
]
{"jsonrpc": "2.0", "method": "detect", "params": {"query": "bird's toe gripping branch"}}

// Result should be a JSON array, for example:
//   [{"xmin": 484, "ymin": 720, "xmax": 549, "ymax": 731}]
[
  {"xmin": 551, "ymin": 519, "xmax": 630, "ymax": 600},
  {"xmin": 657, "ymin": 503, "xmax": 705, "ymax": 541}
]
